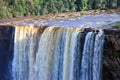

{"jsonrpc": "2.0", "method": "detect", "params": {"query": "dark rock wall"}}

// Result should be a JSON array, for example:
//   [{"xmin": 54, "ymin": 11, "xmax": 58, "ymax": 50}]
[
  {"xmin": 103, "ymin": 57, "xmax": 120, "ymax": 80},
  {"xmin": 103, "ymin": 30, "xmax": 120, "ymax": 80},
  {"xmin": 0, "ymin": 26, "xmax": 14, "ymax": 80}
]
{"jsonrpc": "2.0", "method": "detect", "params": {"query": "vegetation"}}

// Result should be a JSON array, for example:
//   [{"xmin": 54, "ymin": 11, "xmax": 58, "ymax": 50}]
[
  {"xmin": 0, "ymin": 0, "xmax": 120, "ymax": 19},
  {"xmin": 116, "ymin": 51, "xmax": 120, "ymax": 58},
  {"xmin": 115, "ymin": 22, "xmax": 120, "ymax": 28}
]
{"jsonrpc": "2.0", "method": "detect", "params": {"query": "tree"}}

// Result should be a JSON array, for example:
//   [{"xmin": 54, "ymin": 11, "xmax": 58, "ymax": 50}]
[
  {"xmin": 0, "ymin": 0, "xmax": 120, "ymax": 19},
  {"xmin": 81, "ymin": 0, "xmax": 88, "ymax": 10},
  {"xmin": 87, "ymin": 0, "xmax": 94, "ymax": 10},
  {"xmin": 75, "ymin": 0, "xmax": 82, "ymax": 11},
  {"xmin": 117, "ymin": 0, "xmax": 120, "ymax": 7},
  {"xmin": 66, "ymin": 0, "xmax": 76, "ymax": 11},
  {"xmin": 0, "ymin": 0, "xmax": 13, "ymax": 18}
]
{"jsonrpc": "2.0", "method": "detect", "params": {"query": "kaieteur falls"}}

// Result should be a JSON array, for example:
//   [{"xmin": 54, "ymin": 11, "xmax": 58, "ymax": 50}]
[
  {"xmin": 0, "ymin": 13, "xmax": 120, "ymax": 80},
  {"xmin": 13, "ymin": 27, "xmax": 104, "ymax": 80},
  {"xmin": 12, "ymin": 26, "xmax": 104, "ymax": 80}
]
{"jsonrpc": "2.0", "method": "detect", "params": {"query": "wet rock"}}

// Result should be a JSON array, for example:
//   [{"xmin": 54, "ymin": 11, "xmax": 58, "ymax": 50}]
[
  {"xmin": 0, "ymin": 26, "xmax": 14, "ymax": 80},
  {"xmin": 103, "ymin": 28, "xmax": 120, "ymax": 80},
  {"xmin": 104, "ymin": 29, "xmax": 120, "ymax": 50},
  {"xmin": 103, "ymin": 57, "xmax": 120, "ymax": 80},
  {"xmin": 109, "ymin": 35, "xmax": 120, "ymax": 50}
]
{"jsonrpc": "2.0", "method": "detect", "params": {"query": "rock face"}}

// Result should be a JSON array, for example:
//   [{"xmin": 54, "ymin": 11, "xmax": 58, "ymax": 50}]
[
  {"xmin": 103, "ymin": 29, "xmax": 120, "ymax": 80},
  {"xmin": 104, "ymin": 29, "xmax": 120, "ymax": 50},
  {"xmin": 0, "ymin": 26, "xmax": 14, "ymax": 80},
  {"xmin": 103, "ymin": 57, "xmax": 120, "ymax": 80}
]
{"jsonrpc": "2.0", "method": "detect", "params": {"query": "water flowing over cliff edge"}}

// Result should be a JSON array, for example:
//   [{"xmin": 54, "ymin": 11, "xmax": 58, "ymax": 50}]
[
  {"xmin": 12, "ymin": 26, "xmax": 105, "ymax": 80},
  {"xmin": 0, "ymin": 12, "xmax": 120, "ymax": 80}
]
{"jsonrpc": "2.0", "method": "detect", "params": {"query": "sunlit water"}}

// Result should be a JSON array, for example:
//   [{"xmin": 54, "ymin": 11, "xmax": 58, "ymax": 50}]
[
  {"xmin": 12, "ymin": 26, "xmax": 105, "ymax": 80},
  {"xmin": 19, "ymin": 13, "xmax": 120, "ymax": 29}
]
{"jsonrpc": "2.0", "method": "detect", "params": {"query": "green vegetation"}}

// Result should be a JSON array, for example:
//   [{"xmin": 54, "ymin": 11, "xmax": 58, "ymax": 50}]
[
  {"xmin": 115, "ymin": 22, "xmax": 120, "ymax": 28},
  {"xmin": 116, "ymin": 51, "xmax": 120, "ymax": 58},
  {"xmin": 0, "ymin": 0, "xmax": 120, "ymax": 18}
]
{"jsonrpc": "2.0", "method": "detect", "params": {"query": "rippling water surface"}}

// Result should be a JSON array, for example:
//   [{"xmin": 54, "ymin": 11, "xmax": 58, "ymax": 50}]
[{"xmin": 19, "ymin": 13, "xmax": 120, "ymax": 29}]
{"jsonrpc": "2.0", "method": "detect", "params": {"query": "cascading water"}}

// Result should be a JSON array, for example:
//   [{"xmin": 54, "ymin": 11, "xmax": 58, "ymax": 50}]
[
  {"xmin": 12, "ymin": 26, "xmax": 105, "ymax": 80},
  {"xmin": 80, "ymin": 30, "xmax": 104, "ymax": 80},
  {"xmin": 93, "ymin": 30, "xmax": 104, "ymax": 80},
  {"xmin": 12, "ymin": 26, "xmax": 38, "ymax": 80},
  {"xmin": 80, "ymin": 32, "xmax": 95, "ymax": 80}
]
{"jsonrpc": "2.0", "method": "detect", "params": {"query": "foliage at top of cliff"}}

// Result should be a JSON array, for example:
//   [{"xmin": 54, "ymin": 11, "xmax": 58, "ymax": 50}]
[
  {"xmin": 115, "ymin": 22, "xmax": 120, "ymax": 28},
  {"xmin": 0, "ymin": 0, "xmax": 120, "ymax": 19}
]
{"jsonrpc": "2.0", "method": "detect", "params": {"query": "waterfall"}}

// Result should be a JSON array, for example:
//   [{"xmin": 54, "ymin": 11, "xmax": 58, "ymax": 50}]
[
  {"xmin": 80, "ymin": 30, "xmax": 104, "ymax": 80},
  {"xmin": 35, "ymin": 27, "xmax": 65, "ymax": 80},
  {"xmin": 12, "ymin": 26, "xmax": 38, "ymax": 80},
  {"xmin": 80, "ymin": 32, "xmax": 94, "ymax": 80},
  {"xmin": 63, "ymin": 28, "xmax": 81, "ymax": 80},
  {"xmin": 12, "ymin": 26, "xmax": 104, "ymax": 80},
  {"xmin": 93, "ymin": 30, "xmax": 104, "ymax": 80}
]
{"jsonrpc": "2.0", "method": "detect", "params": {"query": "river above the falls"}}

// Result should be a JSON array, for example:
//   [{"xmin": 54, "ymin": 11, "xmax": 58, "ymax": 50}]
[{"xmin": 18, "ymin": 13, "xmax": 120, "ymax": 29}]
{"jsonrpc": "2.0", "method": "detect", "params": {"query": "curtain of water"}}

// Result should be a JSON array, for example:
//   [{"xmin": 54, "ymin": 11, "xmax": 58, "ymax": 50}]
[
  {"xmin": 80, "ymin": 32, "xmax": 94, "ymax": 80},
  {"xmin": 63, "ymin": 28, "xmax": 81, "ymax": 80},
  {"xmin": 12, "ymin": 26, "xmax": 38, "ymax": 80},
  {"xmin": 12, "ymin": 27, "xmax": 104, "ymax": 80},
  {"xmin": 93, "ymin": 30, "xmax": 104, "ymax": 80},
  {"xmin": 80, "ymin": 30, "xmax": 104, "ymax": 80}
]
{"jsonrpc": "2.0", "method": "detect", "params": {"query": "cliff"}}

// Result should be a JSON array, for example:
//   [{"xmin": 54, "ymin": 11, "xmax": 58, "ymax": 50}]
[
  {"xmin": 103, "ymin": 28, "xmax": 120, "ymax": 80},
  {"xmin": 0, "ymin": 10, "xmax": 120, "ymax": 80}
]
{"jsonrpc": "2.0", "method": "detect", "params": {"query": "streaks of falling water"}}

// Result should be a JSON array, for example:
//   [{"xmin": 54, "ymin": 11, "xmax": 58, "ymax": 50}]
[
  {"xmin": 12, "ymin": 26, "xmax": 104, "ymax": 80},
  {"xmin": 29, "ymin": 26, "xmax": 42, "ymax": 80},
  {"xmin": 35, "ymin": 27, "xmax": 82, "ymax": 80},
  {"xmin": 80, "ymin": 30, "xmax": 104, "ymax": 80},
  {"xmin": 80, "ymin": 32, "xmax": 95, "ymax": 80},
  {"xmin": 12, "ymin": 26, "xmax": 38, "ymax": 80},
  {"xmin": 63, "ymin": 28, "xmax": 82, "ymax": 80},
  {"xmin": 12, "ymin": 26, "xmax": 20, "ymax": 80},
  {"xmin": 93, "ymin": 30, "xmax": 104, "ymax": 80},
  {"xmin": 35, "ymin": 27, "xmax": 67, "ymax": 80}
]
